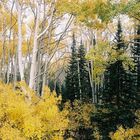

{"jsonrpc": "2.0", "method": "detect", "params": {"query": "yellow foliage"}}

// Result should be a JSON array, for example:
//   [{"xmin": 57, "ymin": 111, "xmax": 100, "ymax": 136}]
[
  {"xmin": 56, "ymin": 0, "xmax": 113, "ymax": 29},
  {"xmin": 63, "ymin": 100, "xmax": 96, "ymax": 139},
  {"xmin": 86, "ymin": 41, "xmax": 115, "ymax": 82},
  {"xmin": 0, "ymin": 82, "xmax": 69, "ymax": 140},
  {"xmin": 86, "ymin": 41, "xmax": 134, "ymax": 82},
  {"xmin": 64, "ymin": 100, "xmax": 95, "ymax": 130},
  {"xmin": 0, "ymin": 123, "xmax": 25, "ymax": 140},
  {"xmin": 110, "ymin": 110, "xmax": 140, "ymax": 140},
  {"xmin": 111, "ymin": 126, "xmax": 140, "ymax": 140}
]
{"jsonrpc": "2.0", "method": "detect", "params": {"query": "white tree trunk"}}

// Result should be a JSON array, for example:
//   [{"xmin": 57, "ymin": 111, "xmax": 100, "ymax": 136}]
[
  {"xmin": 17, "ymin": 0, "xmax": 24, "ymax": 81},
  {"xmin": 41, "ymin": 0, "xmax": 56, "ymax": 95},
  {"xmin": 29, "ymin": 2, "xmax": 40, "ymax": 89}
]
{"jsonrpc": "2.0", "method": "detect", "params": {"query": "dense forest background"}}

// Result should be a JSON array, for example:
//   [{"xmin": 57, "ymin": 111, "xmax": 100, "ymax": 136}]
[{"xmin": 0, "ymin": 0, "xmax": 139, "ymax": 139}]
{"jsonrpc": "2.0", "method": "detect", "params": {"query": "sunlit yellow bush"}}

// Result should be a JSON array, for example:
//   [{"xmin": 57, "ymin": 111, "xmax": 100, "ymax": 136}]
[
  {"xmin": 64, "ymin": 100, "xmax": 94, "ymax": 130},
  {"xmin": 0, "ymin": 82, "xmax": 69, "ymax": 140},
  {"xmin": 110, "ymin": 110, "xmax": 140, "ymax": 140},
  {"xmin": 64, "ymin": 100, "xmax": 95, "ymax": 139}
]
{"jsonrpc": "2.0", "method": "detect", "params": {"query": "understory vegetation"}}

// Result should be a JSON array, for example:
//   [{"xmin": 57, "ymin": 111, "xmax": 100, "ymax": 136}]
[{"xmin": 0, "ymin": 0, "xmax": 139, "ymax": 139}]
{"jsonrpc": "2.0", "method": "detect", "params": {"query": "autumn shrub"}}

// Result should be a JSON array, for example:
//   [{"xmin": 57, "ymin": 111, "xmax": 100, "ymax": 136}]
[
  {"xmin": 110, "ymin": 110, "xmax": 140, "ymax": 140},
  {"xmin": 63, "ymin": 100, "xmax": 96, "ymax": 139},
  {"xmin": 0, "ymin": 82, "xmax": 69, "ymax": 140}
]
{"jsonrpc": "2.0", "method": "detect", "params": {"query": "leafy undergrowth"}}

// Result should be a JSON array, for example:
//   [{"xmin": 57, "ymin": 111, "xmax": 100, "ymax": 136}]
[
  {"xmin": 0, "ymin": 81, "xmax": 139, "ymax": 140},
  {"xmin": 0, "ymin": 82, "xmax": 69, "ymax": 140},
  {"xmin": 110, "ymin": 110, "xmax": 140, "ymax": 140}
]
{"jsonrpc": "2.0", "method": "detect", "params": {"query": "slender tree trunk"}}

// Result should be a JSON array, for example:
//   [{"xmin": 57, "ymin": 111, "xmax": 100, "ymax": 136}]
[
  {"xmin": 1, "ymin": 18, "xmax": 6, "ymax": 81},
  {"xmin": 41, "ymin": 55, "xmax": 48, "ymax": 96},
  {"xmin": 7, "ymin": 2, "xmax": 14, "ymax": 84},
  {"xmin": 6, "ymin": 50, "xmax": 10, "ymax": 84},
  {"xmin": 36, "ymin": 46, "xmax": 41, "ymax": 95},
  {"xmin": 77, "ymin": 59, "xmax": 82, "ymax": 100},
  {"xmin": 17, "ymin": 0, "xmax": 24, "ymax": 81},
  {"xmin": 40, "ymin": 0, "xmax": 55, "ymax": 95},
  {"xmin": 88, "ymin": 61, "xmax": 95, "ymax": 103},
  {"xmin": 11, "ymin": 56, "xmax": 14, "ymax": 82},
  {"xmin": 29, "ymin": 2, "xmax": 40, "ymax": 89},
  {"xmin": 1, "ymin": 35, "xmax": 5, "ymax": 81},
  {"xmin": 14, "ymin": 47, "xmax": 18, "ymax": 89}
]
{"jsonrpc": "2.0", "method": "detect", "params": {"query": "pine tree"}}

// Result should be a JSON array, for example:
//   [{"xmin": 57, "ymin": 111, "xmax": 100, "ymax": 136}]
[
  {"xmin": 93, "ymin": 20, "xmax": 138, "ymax": 140},
  {"xmin": 64, "ymin": 34, "xmax": 80, "ymax": 102},
  {"xmin": 101, "ymin": 20, "xmax": 127, "ymax": 107},
  {"xmin": 78, "ymin": 41, "xmax": 92, "ymax": 101}
]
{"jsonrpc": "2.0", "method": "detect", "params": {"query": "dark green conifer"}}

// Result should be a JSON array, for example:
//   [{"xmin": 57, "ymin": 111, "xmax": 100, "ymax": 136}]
[
  {"xmin": 78, "ymin": 41, "xmax": 92, "ymax": 101},
  {"xmin": 65, "ymin": 34, "xmax": 79, "ymax": 101},
  {"xmin": 94, "ymin": 20, "xmax": 138, "ymax": 140}
]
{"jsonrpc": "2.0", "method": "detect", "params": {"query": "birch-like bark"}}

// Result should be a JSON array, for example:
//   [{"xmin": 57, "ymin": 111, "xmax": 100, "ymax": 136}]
[
  {"xmin": 7, "ymin": 1, "xmax": 14, "ymax": 84},
  {"xmin": 88, "ymin": 61, "xmax": 95, "ymax": 103},
  {"xmin": 1, "ymin": 17, "xmax": 6, "ymax": 81},
  {"xmin": 29, "ymin": 1, "xmax": 40, "ymax": 89},
  {"xmin": 36, "ymin": 49, "xmax": 42, "ymax": 95},
  {"xmin": 1, "ymin": 34, "xmax": 5, "ymax": 81},
  {"xmin": 16, "ymin": 0, "xmax": 24, "ymax": 81},
  {"xmin": 29, "ymin": 0, "xmax": 56, "ymax": 91},
  {"xmin": 41, "ymin": 0, "xmax": 56, "ymax": 95},
  {"xmin": 6, "ymin": 50, "xmax": 10, "ymax": 83}
]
